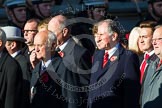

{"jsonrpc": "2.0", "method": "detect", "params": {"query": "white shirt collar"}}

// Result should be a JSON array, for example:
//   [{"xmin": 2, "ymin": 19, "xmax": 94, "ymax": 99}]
[
  {"xmin": 41, "ymin": 59, "xmax": 52, "ymax": 70},
  {"xmin": 59, "ymin": 39, "xmax": 70, "ymax": 51},
  {"xmin": 11, "ymin": 50, "xmax": 21, "ymax": 58},
  {"xmin": 106, "ymin": 43, "xmax": 119, "ymax": 59},
  {"xmin": 145, "ymin": 50, "xmax": 154, "ymax": 57}
]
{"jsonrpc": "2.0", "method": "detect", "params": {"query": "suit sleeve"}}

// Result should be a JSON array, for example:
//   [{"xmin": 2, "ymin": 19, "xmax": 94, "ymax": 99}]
[
  {"xmin": 5, "ymin": 61, "xmax": 23, "ymax": 108},
  {"xmin": 123, "ymin": 52, "xmax": 141, "ymax": 108}
]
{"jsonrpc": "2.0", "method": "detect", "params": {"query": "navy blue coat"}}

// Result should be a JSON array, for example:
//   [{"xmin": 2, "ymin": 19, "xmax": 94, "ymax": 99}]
[{"xmin": 88, "ymin": 45, "xmax": 141, "ymax": 108}]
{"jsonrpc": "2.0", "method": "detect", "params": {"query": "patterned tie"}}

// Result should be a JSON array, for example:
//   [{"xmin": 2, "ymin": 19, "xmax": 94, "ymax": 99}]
[
  {"xmin": 140, "ymin": 54, "xmax": 150, "ymax": 84},
  {"xmin": 102, "ymin": 52, "xmax": 109, "ymax": 68}
]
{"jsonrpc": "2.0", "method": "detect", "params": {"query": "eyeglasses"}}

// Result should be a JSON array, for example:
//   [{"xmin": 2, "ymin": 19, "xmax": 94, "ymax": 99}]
[
  {"xmin": 22, "ymin": 30, "xmax": 38, "ymax": 34},
  {"xmin": 151, "ymin": 38, "xmax": 162, "ymax": 43}
]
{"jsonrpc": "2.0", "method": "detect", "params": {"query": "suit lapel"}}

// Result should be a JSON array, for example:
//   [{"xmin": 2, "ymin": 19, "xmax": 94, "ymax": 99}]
[
  {"xmin": 30, "ymin": 62, "xmax": 41, "ymax": 87},
  {"xmin": 97, "ymin": 45, "xmax": 123, "ymax": 81},
  {"xmin": 93, "ymin": 50, "xmax": 105, "ymax": 79},
  {"xmin": 141, "ymin": 53, "xmax": 157, "ymax": 85},
  {"xmin": 149, "ymin": 58, "xmax": 162, "ymax": 84},
  {"xmin": 62, "ymin": 38, "xmax": 75, "ymax": 56},
  {"xmin": 47, "ymin": 57, "xmax": 62, "ymax": 81}
]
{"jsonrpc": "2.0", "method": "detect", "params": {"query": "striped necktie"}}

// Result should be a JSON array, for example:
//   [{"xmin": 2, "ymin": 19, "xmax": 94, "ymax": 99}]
[{"xmin": 102, "ymin": 52, "xmax": 109, "ymax": 68}]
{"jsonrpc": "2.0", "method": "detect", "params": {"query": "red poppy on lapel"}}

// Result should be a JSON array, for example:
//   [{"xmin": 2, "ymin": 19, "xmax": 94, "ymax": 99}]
[
  {"xmin": 58, "ymin": 51, "xmax": 64, "ymax": 57},
  {"xmin": 41, "ymin": 73, "xmax": 49, "ymax": 83},
  {"xmin": 110, "ymin": 56, "xmax": 117, "ymax": 62}
]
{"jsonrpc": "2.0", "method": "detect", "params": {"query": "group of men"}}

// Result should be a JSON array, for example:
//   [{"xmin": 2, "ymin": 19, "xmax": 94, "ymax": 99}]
[
  {"xmin": 0, "ymin": 13, "xmax": 141, "ymax": 108},
  {"xmin": 0, "ymin": 0, "xmax": 162, "ymax": 108}
]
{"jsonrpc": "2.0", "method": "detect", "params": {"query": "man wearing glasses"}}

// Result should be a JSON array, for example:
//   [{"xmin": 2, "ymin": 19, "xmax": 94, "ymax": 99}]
[
  {"xmin": 21, "ymin": 18, "xmax": 39, "ymax": 71},
  {"xmin": 141, "ymin": 25, "xmax": 162, "ymax": 108}
]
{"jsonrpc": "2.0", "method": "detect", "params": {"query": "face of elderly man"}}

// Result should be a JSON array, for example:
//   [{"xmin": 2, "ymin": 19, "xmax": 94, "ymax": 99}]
[
  {"xmin": 94, "ymin": 20, "xmax": 118, "ymax": 50},
  {"xmin": 152, "ymin": 26, "xmax": 162, "ymax": 59}
]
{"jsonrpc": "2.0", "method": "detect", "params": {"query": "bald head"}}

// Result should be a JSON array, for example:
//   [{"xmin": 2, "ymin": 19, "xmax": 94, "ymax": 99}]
[
  {"xmin": 48, "ymin": 14, "xmax": 70, "ymax": 45},
  {"xmin": 48, "ymin": 14, "xmax": 67, "ymax": 33},
  {"xmin": 34, "ymin": 30, "xmax": 57, "ymax": 61},
  {"xmin": 35, "ymin": 30, "xmax": 48, "ymax": 44},
  {"xmin": 152, "ymin": 26, "xmax": 162, "ymax": 59}
]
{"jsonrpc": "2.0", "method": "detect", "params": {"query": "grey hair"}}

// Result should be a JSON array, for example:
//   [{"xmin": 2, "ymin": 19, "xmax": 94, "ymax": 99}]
[
  {"xmin": 57, "ymin": 15, "xmax": 67, "ymax": 30},
  {"xmin": 98, "ymin": 19, "xmax": 121, "ymax": 36},
  {"xmin": 47, "ymin": 30, "xmax": 57, "ymax": 47},
  {"xmin": 0, "ymin": 28, "xmax": 7, "ymax": 48},
  {"xmin": 154, "ymin": 25, "xmax": 162, "ymax": 30},
  {"xmin": 57, "ymin": 15, "xmax": 72, "ymax": 32}
]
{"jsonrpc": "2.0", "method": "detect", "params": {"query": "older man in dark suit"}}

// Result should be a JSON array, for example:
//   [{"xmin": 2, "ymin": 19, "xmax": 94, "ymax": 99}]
[
  {"xmin": 30, "ymin": 30, "xmax": 65, "ymax": 108},
  {"xmin": 1, "ymin": 26, "xmax": 31, "ymax": 108},
  {"xmin": 0, "ymin": 28, "xmax": 23, "ymax": 108},
  {"xmin": 48, "ymin": 14, "xmax": 92, "ymax": 108},
  {"xmin": 88, "ymin": 19, "xmax": 141, "ymax": 108}
]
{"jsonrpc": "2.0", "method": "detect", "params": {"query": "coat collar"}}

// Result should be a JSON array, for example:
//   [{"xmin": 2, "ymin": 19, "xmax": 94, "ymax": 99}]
[
  {"xmin": 149, "ymin": 58, "xmax": 162, "ymax": 84},
  {"xmin": 30, "ymin": 55, "xmax": 62, "ymax": 87},
  {"xmin": 62, "ymin": 38, "xmax": 75, "ymax": 57}
]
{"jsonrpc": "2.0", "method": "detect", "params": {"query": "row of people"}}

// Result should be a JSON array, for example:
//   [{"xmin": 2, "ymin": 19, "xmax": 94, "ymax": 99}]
[
  {"xmin": 0, "ymin": 13, "xmax": 142, "ymax": 108},
  {"xmin": 1, "ymin": 0, "xmax": 162, "ymax": 108}
]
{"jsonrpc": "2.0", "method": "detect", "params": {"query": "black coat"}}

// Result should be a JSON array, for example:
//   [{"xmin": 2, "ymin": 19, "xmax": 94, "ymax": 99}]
[
  {"xmin": 0, "ymin": 49, "xmax": 23, "ymax": 108},
  {"xmin": 15, "ymin": 52, "xmax": 31, "ymax": 108},
  {"xmin": 30, "ymin": 55, "xmax": 65, "ymax": 108}
]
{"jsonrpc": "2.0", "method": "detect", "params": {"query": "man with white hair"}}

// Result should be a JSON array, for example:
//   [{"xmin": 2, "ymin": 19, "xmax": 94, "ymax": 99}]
[
  {"xmin": 0, "ymin": 28, "xmax": 23, "ymax": 108},
  {"xmin": 30, "ymin": 30, "xmax": 65, "ymax": 108}
]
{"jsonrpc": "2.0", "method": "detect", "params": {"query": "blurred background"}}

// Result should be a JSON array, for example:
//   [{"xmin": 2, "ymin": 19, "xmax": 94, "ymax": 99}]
[{"xmin": 0, "ymin": 0, "xmax": 148, "ymax": 31}]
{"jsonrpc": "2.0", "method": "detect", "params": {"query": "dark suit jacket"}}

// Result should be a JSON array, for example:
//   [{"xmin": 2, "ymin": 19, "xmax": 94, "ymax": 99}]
[
  {"xmin": 60, "ymin": 38, "xmax": 92, "ymax": 108},
  {"xmin": 0, "ymin": 49, "xmax": 23, "ymax": 108},
  {"xmin": 88, "ymin": 44, "xmax": 141, "ymax": 108},
  {"xmin": 30, "ymin": 54, "xmax": 65, "ymax": 108},
  {"xmin": 15, "ymin": 52, "xmax": 31, "ymax": 108}
]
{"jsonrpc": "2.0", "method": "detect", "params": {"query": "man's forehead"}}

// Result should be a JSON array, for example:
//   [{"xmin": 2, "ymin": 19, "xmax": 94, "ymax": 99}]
[{"xmin": 153, "ymin": 28, "xmax": 162, "ymax": 37}]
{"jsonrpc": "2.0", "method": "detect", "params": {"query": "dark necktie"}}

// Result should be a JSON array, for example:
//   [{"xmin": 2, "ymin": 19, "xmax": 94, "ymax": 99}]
[
  {"xmin": 140, "ymin": 54, "xmax": 150, "ymax": 84},
  {"xmin": 102, "ymin": 52, "xmax": 109, "ymax": 68}
]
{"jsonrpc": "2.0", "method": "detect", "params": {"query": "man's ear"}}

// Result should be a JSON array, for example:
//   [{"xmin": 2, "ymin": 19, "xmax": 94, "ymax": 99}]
[
  {"xmin": 112, "ymin": 32, "xmax": 118, "ymax": 41},
  {"xmin": 62, "ymin": 28, "xmax": 68, "ymax": 37},
  {"xmin": 10, "ymin": 41, "xmax": 16, "ymax": 50},
  {"xmin": 8, "ymin": 10, "xmax": 14, "ymax": 18}
]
